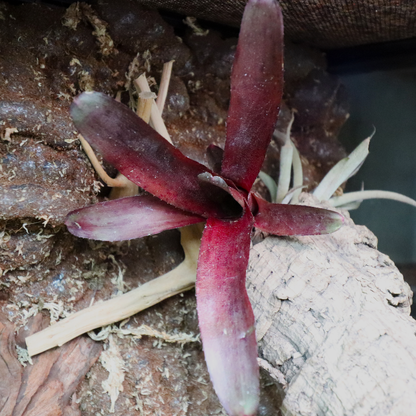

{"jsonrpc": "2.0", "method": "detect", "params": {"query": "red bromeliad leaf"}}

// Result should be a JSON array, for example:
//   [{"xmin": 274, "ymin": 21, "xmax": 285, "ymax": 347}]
[
  {"xmin": 253, "ymin": 194, "xmax": 344, "ymax": 235},
  {"xmin": 221, "ymin": 0, "xmax": 284, "ymax": 192},
  {"xmin": 65, "ymin": 195, "xmax": 203, "ymax": 241},
  {"xmin": 71, "ymin": 92, "xmax": 242, "ymax": 220},
  {"xmin": 196, "ymin": 209, "xmax": 259, "ymax": 416}
]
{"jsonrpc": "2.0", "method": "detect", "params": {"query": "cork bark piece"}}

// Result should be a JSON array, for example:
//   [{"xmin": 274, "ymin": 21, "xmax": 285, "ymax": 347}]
[{"xmin": 248, "ymin": 193, "xmax": 416, "ymax": 415}]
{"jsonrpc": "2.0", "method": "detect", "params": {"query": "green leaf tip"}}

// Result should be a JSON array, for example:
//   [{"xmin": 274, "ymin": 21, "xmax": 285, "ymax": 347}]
[{"xmin": 324, "ymin": 210, "xmax": 344, "ymax": 234}]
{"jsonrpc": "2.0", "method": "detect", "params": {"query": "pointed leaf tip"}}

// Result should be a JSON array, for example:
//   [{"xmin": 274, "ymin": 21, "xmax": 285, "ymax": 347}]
[
  {"xmin": 313, "ymin": 136, "xmax": 372, "ymax": 201},
  {"xmin": 324, "ymin": 210, "xmax": 344, "ymax": 233}
]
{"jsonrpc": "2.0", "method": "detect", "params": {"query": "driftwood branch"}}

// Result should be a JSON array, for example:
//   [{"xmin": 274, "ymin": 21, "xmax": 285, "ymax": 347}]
[
  {"xmin": 248, "ymin": 193, "xmax": 416, "ymax": 415},
  {"xmin": 26, "ymin": 224, "xmax": 201, "ymax": 356}
]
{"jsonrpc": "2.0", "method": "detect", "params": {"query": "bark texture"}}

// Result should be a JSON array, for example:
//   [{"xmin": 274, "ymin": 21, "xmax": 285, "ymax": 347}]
[
  {"xmin": 248, "ymin": 193, "xmax": 416, "ymax": 416},
  {"xmin": 0, "ymin": 312, "xmax": 102, "ymax": 416}
]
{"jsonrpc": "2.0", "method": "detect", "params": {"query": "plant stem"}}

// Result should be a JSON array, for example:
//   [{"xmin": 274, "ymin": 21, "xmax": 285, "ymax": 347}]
[
  {"xmin": 156, "ymin": 60, "xmax": 174, "ymax": 115},
  {"xmin": 134, "ymin": 74, "xmax": 171, "ymax": 142},
  {"xmin": 78, "ymin": 134, "xmax": 125, "ymax": 188},
  {"xmin": 137, "ymin": 91, "xmax": 156, "ymax": 123}
]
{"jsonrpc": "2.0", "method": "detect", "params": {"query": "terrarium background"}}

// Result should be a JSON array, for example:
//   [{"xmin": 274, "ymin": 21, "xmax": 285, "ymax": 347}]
[
  {"xmin": 2, "ymin": 0, "xmax": 416, "ymax": 414},
  {"xmin": 137, "ymin": 0, "xmax": 416, "ymax": 49}
]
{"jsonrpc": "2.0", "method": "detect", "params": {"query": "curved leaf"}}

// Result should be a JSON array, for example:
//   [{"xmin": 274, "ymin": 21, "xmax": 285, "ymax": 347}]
[
  {"xmin": 71, "ymin": 92, "xmax": 242, "ymax": 219},
  {"xmin": 313, "ymin": 137, "xmax": 372, "ymax": 201},
  {"xmin": 253, "ymin": 194, "xmax": 344, "ymax": 235},
  {"xmin": 221, "ymin": 0, "xmax": 284, "ymax": 191},
  {"xmin": 329, "ymin": 190, "xmax": 416, "ymax": 210},
  {"xmin": 65, "ymin": 195, "xmax": 203, "ymax": 241}
]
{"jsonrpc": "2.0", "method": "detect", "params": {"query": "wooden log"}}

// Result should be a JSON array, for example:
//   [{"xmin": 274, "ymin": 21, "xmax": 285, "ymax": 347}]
[{"xmin": 248, "ymin": 193, "xmax": 416, "ymax": 415}]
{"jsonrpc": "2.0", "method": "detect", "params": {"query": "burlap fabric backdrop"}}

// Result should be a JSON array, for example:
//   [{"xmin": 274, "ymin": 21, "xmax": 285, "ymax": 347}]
[{"xmin": 136, "ymin": 0, "xmax": 416, "ymax": 49}]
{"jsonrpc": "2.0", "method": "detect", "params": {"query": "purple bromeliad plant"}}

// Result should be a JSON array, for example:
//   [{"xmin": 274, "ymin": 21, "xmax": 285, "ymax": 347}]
[{"xmin": 66, "ymin": 0, "xmax": 343, "ymax": 414}]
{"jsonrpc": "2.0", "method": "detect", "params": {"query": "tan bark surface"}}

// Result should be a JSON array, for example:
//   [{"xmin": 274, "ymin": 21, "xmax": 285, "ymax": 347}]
[{"xmin": 248, "ymin": 194, "xmax": 416, "ymax": 416}]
